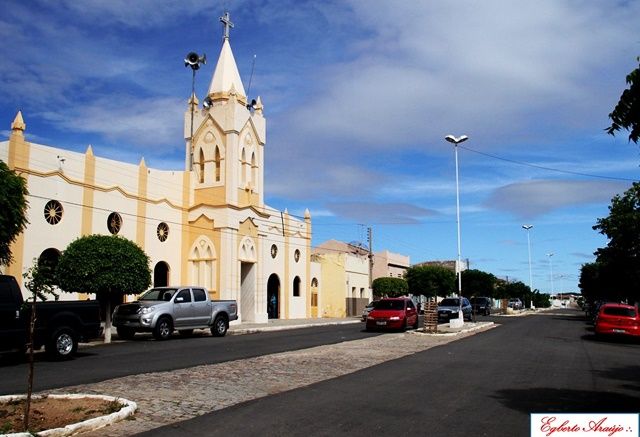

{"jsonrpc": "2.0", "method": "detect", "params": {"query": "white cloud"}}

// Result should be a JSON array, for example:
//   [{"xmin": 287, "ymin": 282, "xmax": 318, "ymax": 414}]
[
  {"xmin": 274, "ymin": 0, "xmax": 639, "ymax": 154},
  {"xmin": 485, "ymin": 179, "xmax": 628, "ymax": 218},
  {"xmin": 36, "ymin": 96, "xmax": 185, "ymax": 151},
  {"xmin": 326, "ymin": 201, "xmax": 437, "ymax": 224}
]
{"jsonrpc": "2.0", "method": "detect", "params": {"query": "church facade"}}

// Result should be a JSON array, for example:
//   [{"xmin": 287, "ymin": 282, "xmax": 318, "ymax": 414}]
[{"xmin": 0, "ymin": 14, "xmax": 320, "ymax": 323}]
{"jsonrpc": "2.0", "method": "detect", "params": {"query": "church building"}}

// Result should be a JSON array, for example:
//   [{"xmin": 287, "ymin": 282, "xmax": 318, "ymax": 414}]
[{"xmin": 0, "ymin": 13, "xmax": 320, "ymax": 323}]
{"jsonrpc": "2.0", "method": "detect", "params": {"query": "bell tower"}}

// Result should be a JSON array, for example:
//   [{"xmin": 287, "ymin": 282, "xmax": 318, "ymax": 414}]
[{"xmin": 184, "ymin": 11, "xmax": 266, "ymax": 208}]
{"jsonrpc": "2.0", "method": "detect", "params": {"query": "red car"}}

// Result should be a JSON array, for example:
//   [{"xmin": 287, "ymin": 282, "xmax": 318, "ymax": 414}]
[
  {"xmin": 365, "ymin": 297, "xmax": 419, "ymax": 331},
  {"xmin": 594, "ymin": 303, "xmax": 640, "ymax": 338}
]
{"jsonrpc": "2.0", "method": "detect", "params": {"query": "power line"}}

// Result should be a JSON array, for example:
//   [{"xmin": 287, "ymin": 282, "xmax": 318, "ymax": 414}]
[{"xmin": 459, "ymin": 144, "xmax": 639, "ymax": 182}]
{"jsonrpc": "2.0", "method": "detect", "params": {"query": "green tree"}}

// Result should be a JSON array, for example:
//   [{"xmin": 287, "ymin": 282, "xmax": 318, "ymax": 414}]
[
  {"xmin": 461, "ymin": 269, "xmax": 497, "ymax": 298},
  {"xmin": 404, "ymin": 265, "xmax": 455, "ymax": 297},
  {"xmin": 531, "ymin": 291, "xmax": 551, "ymax": 308},
  {"xmin": 592, "ymin": 182, "xmax": 640, "ymax": 304},
  {"xmin": 579, "ymin": 262, "xmax": 606, "ymax": 303},
  {"xmin": 496, "ymin": 280, "xmax": 530, "ymax": 299},
  {"xmin": 372, "ymin": 277, "xmax": 408, "ymax": 298},
  {"xmin": 0, "ymin": 160, "xmax": 29, "ymax": 266},
  {"xmin": 606, "ymin": 57, "xmax": 640, "ymax": 144},
  {"xmin": 56, "ymin": 235, "xmax": 151, "ymax": 343}
]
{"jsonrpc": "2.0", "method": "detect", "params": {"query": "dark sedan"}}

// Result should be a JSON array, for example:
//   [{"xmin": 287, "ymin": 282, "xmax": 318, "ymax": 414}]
[{"xmin": 470, "ymin": 297, "xmax": 492, "ymax": 316}]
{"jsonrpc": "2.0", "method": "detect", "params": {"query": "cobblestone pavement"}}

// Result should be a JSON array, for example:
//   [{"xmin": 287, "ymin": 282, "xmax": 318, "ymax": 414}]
[{"xmin": 47, "ymin": 325, "xmax": 495, "ymax": 436}]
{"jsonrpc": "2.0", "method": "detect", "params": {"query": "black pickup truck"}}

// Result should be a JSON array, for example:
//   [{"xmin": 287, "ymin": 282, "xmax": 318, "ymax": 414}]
[{"xmin": 0, "ymin": 275, "xmax": 102, "ymax": 359}]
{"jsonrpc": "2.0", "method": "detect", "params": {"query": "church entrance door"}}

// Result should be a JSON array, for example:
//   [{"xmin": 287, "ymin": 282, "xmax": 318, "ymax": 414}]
[
  {"xmin": 267, "ymin": 274, "xmax": 280, "ymax": 319},
  {"xmin": 240, "ymin": 262, "xmax": 256, "ymax": 322},
  {"xmin": 154, "ymin": 261, "xmax": 169, "ymax": 287}
]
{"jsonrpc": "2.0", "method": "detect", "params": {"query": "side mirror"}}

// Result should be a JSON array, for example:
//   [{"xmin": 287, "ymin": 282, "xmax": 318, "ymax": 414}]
[{"xmin": 175, "ymin": 297, "xmax": 184, "ymax": 303}]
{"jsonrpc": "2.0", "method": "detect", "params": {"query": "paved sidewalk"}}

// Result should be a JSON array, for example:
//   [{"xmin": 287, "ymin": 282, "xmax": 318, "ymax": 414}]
[{"xmin": 50, "ymin": 318, "xmax": 494, "ymax": 436}]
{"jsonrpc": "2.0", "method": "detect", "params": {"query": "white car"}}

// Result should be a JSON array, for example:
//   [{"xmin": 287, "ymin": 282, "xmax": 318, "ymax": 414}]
[
  {"xmin": 361, "ymin": 301, "xmax": 379, "ymax": 321},
  {"xmin": 508, "ymin": 298, "xmax": 523, "ymax": 310}
]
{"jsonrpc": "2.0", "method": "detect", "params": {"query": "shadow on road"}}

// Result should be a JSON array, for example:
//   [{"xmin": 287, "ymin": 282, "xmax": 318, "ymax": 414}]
[
  {"xmin": 594, "ymin": 365, "xmax": 640, "ymax": 392},
  {"xmin": 492, "ymin": 387, "xmax": 640, "ymax": 413},
  {"xmin": 550, "ymin": 315, "xmax": 587, "ymax": 322},
  {"xmin": 580, "ymin": 334, "xmax": 640, "ymax": 346}
]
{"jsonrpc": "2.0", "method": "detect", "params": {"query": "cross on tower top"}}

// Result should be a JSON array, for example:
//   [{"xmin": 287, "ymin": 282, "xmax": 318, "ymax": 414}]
[{"xmin": 220, "ymin": 11, "xmax": 234, "ymax": 40}]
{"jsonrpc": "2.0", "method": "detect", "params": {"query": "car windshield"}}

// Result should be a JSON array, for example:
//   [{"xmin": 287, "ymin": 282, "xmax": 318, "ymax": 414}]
[
  {"xmin": 602, "ymin": 307, "xmax": 636, "ymax": 317},
  {"xmin": 375, "ymin": 300, "xmax": 404, "ymax": 310},
  {"xmin": 139, "ymin": 288, "xmax": 178, "ymax": 301},
  {"xmin": 440, "ymin": 298, "xmax": 459, "ymax": 306},
  {"xmin": 366, "ymin": 301, "xmax": 379, "ymax": 309}
]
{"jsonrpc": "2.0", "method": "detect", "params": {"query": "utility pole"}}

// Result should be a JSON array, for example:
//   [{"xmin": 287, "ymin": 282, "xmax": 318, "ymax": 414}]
[{"xmin": 367, "ymin": 226, "xmax": 373, "ymax": 289}]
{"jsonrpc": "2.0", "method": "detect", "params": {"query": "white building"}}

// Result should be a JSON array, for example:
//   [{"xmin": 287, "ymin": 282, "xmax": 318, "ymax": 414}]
[{"xmin": 0, "ymin": 13, "xmax": 318, "ymax": 323}]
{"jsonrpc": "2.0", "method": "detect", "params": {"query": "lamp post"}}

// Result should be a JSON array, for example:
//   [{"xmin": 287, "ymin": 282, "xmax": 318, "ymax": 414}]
[
  {"xmin": 522, "ymin": 224, "xmax": 533, "ymax": 309},
  {"xmin": 547, "ymin": 253, "xmax": 555, "ymax": 303},
  {"xmin": 445, "ymin": 134, "xmax": 468, "ymax": 328}
]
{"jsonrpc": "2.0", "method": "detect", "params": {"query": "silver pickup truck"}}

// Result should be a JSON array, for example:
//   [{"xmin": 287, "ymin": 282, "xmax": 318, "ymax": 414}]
[{"xmin": 112, "ymin": 286, "xmax": 238, "ymax": 340}]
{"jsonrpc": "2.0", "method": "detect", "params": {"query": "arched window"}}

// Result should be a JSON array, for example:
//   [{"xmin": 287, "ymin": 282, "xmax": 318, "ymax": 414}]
[
  {"xmin": 198, "ymin": 148, "xmax": 205, "ymax": 183},
  {"xmin": 293, "ymin": 276, "xmax": 301, "ymax": 297},
  {"xmin": 214, "ymin": 146, "xmax": 221, "ymax": 182},
  {"xmin": 251, "ymin": 152, "xmax": 256, "ymax": 186},
  {"xmin": 188, "ymin": 237, "xmax": 217, "ymax": 291},
  {"xmin": 241, "ymin": 148, "xmax": 247, "ymax": 183}
]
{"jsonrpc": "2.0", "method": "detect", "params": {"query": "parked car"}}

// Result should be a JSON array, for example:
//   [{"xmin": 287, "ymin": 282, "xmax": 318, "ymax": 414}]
[
  {"xmin": 594, "ymin": 303, "xmax": 640, "ymax": 338},
  {"xmin": 113, "ymin": 286, "xmax": 238, "ymax": 340},
  {"xmin": 365, "ymin": 297, "xmax": 419, "ymax": 331},
  {"xmin": 508, "ymin": 298, "xmax": 523, "ymax": 310},
  {"xmin": 470, "ymin": 297, "xmax": 492, "ymax": 316},
  {"xmin": 361, "ymin": 301, "xmax": 379, "ymax": 321},
  {"xmin": 0, "ymin": 275, "xmax": 102, "ymax": 360},
  {"xmin": 586, "ymin": 299, "xmax": 609, "ymax": 325},
  {"xmin": 437, "ymin": 297, "xmax": 472, "ymax": 322}
]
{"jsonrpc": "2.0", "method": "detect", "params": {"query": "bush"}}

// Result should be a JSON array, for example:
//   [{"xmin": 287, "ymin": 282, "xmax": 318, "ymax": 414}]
[{"xmin": 372, "ymin": 277, "xmax": 408, "ymax": 298}]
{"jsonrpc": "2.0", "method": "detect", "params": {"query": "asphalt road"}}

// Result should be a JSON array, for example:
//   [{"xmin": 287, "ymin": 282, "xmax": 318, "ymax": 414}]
[
  {"xmin": 138, "ymin": 309, "xmax": 640, "ymax": 437},
  {"xmin": 0, "ymin": 324, "xmax": 379, "ymax": 394}
]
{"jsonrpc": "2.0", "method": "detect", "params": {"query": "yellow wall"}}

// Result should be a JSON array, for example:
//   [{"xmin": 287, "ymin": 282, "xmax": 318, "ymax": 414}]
[
  {"xmin": 81, "ymin": 147, "xmax": 96, "ymax": 236},
  {"xmin": 318, "ymin": 253, "xmax": 346, "ymax": 318},
  {"xmin": 6, "ymin": 122, "xmax": 30, "ymax": 278},
  {"xmin": 194, "ymin": 186, "xmax": 226, "ymax": 206}
]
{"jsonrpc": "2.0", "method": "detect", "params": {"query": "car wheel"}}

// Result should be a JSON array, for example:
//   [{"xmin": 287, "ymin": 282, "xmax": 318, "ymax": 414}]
[
  {"xmin": 153, "ymin": 317, "xmax": 173, "ymax": 340},
  {"xmin": 46, "ymin": 327, "xmax": 78, "ymax": 360},
  {"xmin": 179, "ymin": 329, "xmax": 194, "ymax": 337},
  {"xmin": 116, "ymin": 327, "xmax": 136, "ymax": 340},
  {"xmin": 211, "ymin": 315, "xmax": 228, "ymax": 337}
]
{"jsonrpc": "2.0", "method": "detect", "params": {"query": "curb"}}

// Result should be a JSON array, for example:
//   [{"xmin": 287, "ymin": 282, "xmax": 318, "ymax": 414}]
[
  {"xmin": 229, "ymin": 319, "xmax": 362, "ymax": 335},
  {"xmin": 1, "ymin": 394, "xmax": 137, "ymax": 437},
  {"xmin": 412, "ymin": 321, "xmax": 495, "ymax": 337}
]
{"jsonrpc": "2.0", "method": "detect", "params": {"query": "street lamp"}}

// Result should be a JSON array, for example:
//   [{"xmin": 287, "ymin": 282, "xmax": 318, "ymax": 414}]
[
  {"xmin": 522, "ymin": 224, "xmax": 533, "ymax": 309},
  {"xmin": 184, "ymin": 51, "xmax": 207, "ymax": 170},
  {"xmin": 547, "ymin": 252, "xmax": 555, "ymax": 298},
  {"xmin": 445, "ymin": 134, "xmax": 468, "ymax": 328}
]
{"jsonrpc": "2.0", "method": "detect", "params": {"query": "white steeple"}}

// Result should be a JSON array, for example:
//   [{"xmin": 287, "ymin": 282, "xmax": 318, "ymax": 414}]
[{"xmin": 207, "ymin": 12, "xmax": 246, "ymax": 99}]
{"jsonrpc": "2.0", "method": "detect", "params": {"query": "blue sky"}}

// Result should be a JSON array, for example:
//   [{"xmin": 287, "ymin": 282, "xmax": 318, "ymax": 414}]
[{"xmin": 1, "ymin": 1, "xmax": 639, "ymax": 294}]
